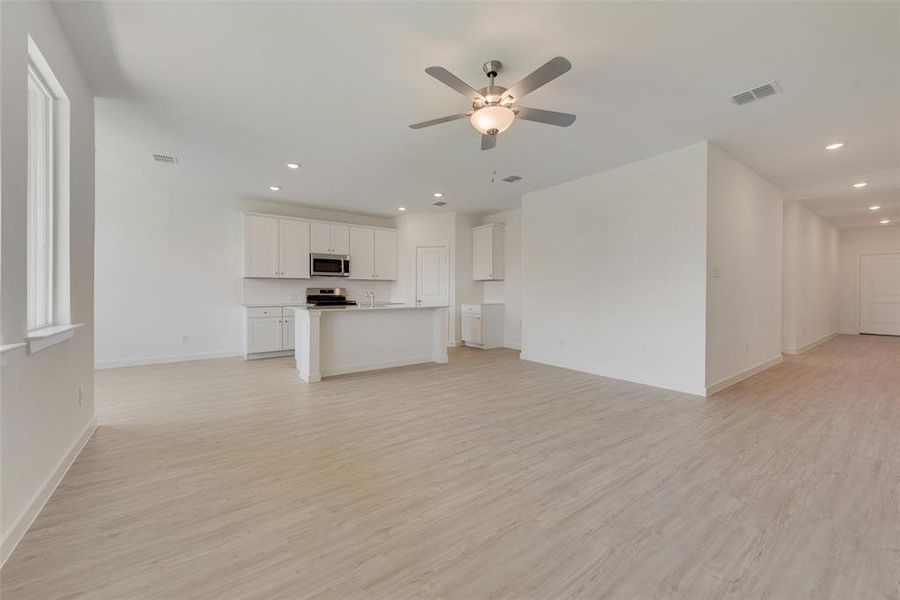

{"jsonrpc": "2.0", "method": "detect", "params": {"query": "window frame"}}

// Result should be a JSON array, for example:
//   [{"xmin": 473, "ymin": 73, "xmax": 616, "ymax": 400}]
[{"xmin": 26, "ymin": 60, "xmax": 56, "ymax": 332}]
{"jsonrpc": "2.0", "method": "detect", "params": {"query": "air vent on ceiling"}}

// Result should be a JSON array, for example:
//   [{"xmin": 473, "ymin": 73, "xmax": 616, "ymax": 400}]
[
  {"xmin": 152, "ymin": 153, "xmax": 178, "ymax": 165},
  {"xmin": 431, "ymin": 200, "xmax": 447, "ymax": 207},
  {"xmin": 731, "ymin": 81, "xmax": 781, "ymax": 105},
  {"xmin": 501, "ymin": 175, "xmax": 523, "ymax": 183}
]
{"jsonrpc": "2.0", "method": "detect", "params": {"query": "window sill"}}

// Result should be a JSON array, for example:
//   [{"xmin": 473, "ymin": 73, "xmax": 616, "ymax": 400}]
[
  {"xmin": 26, "ymin": 324, "xmax": 82, "ymax": 354},
  {"xmin": 0, "ymin": 342, "xmax": 27, "ymax": 354}
]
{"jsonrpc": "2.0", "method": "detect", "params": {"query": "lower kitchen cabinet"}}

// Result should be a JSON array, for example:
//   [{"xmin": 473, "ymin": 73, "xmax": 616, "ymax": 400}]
[
  {"xmin": 460, "ymin": 303, "xmax": 505, "ymax": 349},
  {"xmin": 245, "ymin": 306, "xmax": 296, "ymax": 358}
]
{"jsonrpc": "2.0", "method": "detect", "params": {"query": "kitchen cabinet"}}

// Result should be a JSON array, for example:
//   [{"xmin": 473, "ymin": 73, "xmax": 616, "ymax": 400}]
[
  {"xmin": 472, "ymin": 223, "xmax": 504, "ymax": 280},
  {"xmin": 278, "ymin": 218, "xmax": 311, "ymax": 278},
  {"xmin": 247, "ymin": 316, "xmax": 283, "ymax": 354},
  {"xmin": 349, "ymin": 226, "xmax": 375, "ymax": 279},
  {"xmin": 244, "ymin": 214, "xmax": 279, "ymax": 277},
  {"xmin": 243, "ymin": 214, "xmax": 309, "ymax": 278},
  {"xmin": 460, "ymin": 303, "xmax": 505, "ymax": 349},
  {"xmin": 311, "ymin": 222, "xmax": 350, "ymax": 254},
  {"xmin": 349, "ymin": 226, "xmax": 398, "ymax": 280},
  {"xmin": 373, "ymin": 228, "xmax": 398, "ymax": 280},
  {"xmin": 244, "ymin": 306, "xmax": 295, "ymax": 358}
]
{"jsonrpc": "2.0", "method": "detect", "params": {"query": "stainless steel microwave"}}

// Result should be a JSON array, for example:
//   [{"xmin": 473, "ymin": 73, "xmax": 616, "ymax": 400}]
[{"xmin": 310, "ymin": 253, "xmax": 350, "ymax": 277}]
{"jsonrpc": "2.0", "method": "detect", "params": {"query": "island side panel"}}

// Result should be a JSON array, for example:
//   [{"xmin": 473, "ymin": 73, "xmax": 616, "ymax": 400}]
[
  {"xmin": 294, "ymin": 309, "xmax": 321, "ymax": 383},
  {"xmin": 433, "ymin": 307, "xmax": 449, "ymax": 364},
  {"xmin": 318, "ymin": 308, "xmax": 447, "ymax": 377}
]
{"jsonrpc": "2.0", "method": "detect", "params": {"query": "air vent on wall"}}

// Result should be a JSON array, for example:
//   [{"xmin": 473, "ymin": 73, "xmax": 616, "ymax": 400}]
[
  {"xmin": 432, "ymin": 200, "xmax": 447, "ymax": 207},
  {"xmin": 731, "ymin": 81, "xmax": 781, "ymax": 105},
  {"xmin": 152, "ymin": 153, "xmax": 178, "ymax": 165},
  {"xmin": 501, "ymin": 175, "xmax": 523, "ymax": 183}
]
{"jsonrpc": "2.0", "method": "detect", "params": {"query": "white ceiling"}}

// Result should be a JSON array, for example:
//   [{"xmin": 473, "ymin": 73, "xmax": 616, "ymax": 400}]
[{"xmin": 54, "ymin": 1, "xmax": 899, "ymax": 222}]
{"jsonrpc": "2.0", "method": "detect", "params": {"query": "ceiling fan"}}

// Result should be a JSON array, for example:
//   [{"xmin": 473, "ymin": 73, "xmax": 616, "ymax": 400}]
[{"xmin": 409, "ymin": 57, "xmax": 576, "ymax": 150}]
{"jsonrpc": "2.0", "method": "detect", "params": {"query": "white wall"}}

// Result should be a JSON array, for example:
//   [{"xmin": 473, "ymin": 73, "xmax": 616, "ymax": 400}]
[
  {"xmin": 521, "ymin": 143, "xmax": 709, "ymax": 396},
  {"xmin": 94, "ymin": 169, "xmax": 393, "ymax": 367},
  {"xmin": 482, "ymin": 208, "xmax": 522, "ymax": 349},
  {"xmin": 781, "ymin": 202, "xmax": 840, "ymax": 352},
  {"xmin": 393, "ymin": 212, "xmax": 459, "ymax": 343},
  {"xmin": 838, "ymin": 226, "xmax": 900, "ymax": 333},
  {"xmin": 706, "ymin": 144, "xmax": 784, "ymax": 387},
  {"xmin": 0, "ymin": 1, "xmax": 96, "ymax": 564}
]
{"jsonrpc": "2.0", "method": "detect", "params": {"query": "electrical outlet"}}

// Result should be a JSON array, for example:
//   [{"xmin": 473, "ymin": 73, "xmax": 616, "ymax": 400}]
[
  {"xmin": 182, "ymin": 334, "xmax": 189, "ymax": 344},
  {"xmin": 78, "ymin": 385, "xmax": 84, "ymax": 407}
]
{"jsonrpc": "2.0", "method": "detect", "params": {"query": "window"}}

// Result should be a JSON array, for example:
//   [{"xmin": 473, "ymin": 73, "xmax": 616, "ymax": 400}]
[
  {"xmin": 26, "ymin": 37, "xmax": 70, "ymax": 334},
  {"xmin": 27, "ymin": 63, "xmax": 54, "ymax": 330}
]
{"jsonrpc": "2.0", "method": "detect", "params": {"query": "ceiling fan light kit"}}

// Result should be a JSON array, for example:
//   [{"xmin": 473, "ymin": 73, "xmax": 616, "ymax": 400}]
[{"xmin": 410, "ymin": 57, "xmax": 576, "ymax": 150}]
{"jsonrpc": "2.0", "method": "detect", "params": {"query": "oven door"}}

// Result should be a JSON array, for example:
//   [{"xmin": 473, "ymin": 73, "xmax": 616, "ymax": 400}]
[{"xmin": 310, "ymin": 254, "xmax": 350, "ymax": 277}]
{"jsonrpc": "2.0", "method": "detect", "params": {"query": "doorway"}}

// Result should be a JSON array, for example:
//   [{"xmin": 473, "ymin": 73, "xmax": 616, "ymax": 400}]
[
  {"xmin": 416, "ymin": 246, "xmax": 449, "ymax": 307},
  {"xmin": 859, "ymin": 252, "xmax": 900, "ymax": 335}
]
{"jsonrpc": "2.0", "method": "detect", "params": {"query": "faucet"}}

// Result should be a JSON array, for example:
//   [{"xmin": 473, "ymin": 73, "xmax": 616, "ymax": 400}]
[{"xmin": 363, "ymin": 291, "xmax": 375, "ymax": 307}]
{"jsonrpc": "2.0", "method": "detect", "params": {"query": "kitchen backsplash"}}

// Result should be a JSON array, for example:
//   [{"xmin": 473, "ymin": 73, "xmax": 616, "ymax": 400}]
[{"xmin": 241, "ymin": 277, "xmax": 395, "ymax": 305}]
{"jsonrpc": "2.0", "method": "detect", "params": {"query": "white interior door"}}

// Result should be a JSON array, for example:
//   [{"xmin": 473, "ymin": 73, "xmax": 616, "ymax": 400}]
[
  {"xmin": 860, "ymin": 253, "xmax": 900, "ymax": 335},
  {"xmin": 416, "ymin": 246, "xmax": 449, "ymax": 307}
]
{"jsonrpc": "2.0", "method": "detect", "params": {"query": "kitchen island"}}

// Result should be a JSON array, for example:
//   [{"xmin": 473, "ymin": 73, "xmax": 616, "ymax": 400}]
[{"xmin": 290, "ymin": 304, "xmax": 449, "ymax": 382}]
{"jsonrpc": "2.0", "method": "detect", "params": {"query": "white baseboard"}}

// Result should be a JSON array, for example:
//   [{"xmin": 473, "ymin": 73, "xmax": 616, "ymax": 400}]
[
  {"xmin": 782, "ymin": 331, "xmax": 839, "ymax": 356},
  {"xmin": 95, "ymin": 349, "xmax": 242, "ymax": 369},
  {"xmin": 320, "ymin": 354, "xmax": 445, "ymax": 377},
  {"xmin": 519, "ymin": 351, "xmax": 707, "ymax": 397},
  {"xmin": 839, "ymin": 329, "xmax": 858, "ymax": 335},
  {"xmin": 504, "ymin": 343, "xmax": 522, "ymax": 351},
  {"xmin": 706, "ymin": 355, "xmax": 783, "ymax": 396},
  {"xmin": 1, "ymin": 417, "xmax": 97, "ymax": 567}
]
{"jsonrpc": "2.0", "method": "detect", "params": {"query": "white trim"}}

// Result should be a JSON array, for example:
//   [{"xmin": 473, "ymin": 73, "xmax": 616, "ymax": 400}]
[
  {"xmin": 94, "ymin": 349, "xmax": 242, "ymax": 370},
  {"xmin": 706, "ymin": 355, "xmax": 783, "ymax": 396},
  {"xmin": 26, "ymin": 323, "xmax": 81, "ymax": 353},
  {"xmin": 781, "ymin": 331, "xmax": 839, "ymax": 355},
  {"xmin": 504, "ymin": 344, "xmax": 522, "ymax": 351},
  {"xmin": 0, "ymin": 343, "xmax": 27, "ymax": 354},
  {"xmin": 839, "ymin": 329, "xmax": 859, "ymax": 335},
  {"xmin": 519, "ymin": 351, "xmax": 707, "ymax": 397},
  {"xmin": 0, "ymin": 417, "xmax": 97, "ymax": 567}
]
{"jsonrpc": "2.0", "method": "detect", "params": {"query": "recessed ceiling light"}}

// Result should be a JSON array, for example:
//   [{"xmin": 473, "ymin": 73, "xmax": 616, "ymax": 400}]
[
  {"xmin": 853, "ymin": 182, "xmax": 867, "ymax": 188},
  {"xmin": 433, "ymin": 192, "xmax": 443, "ymax": 198},
  {"xmin": 825, "ymin": 143, "xmax": 844, "ymax": 150},
  {"xmin": 268, "ymin": 186, "xmax": 280, "ymax": 191},
  {"xmin": 880, "ymin": 219, "xmax": 891, "ymax": 224},
  {"xmin": 286, "ymin": 163, "xmax": 300, "ymax": 169},
  {"xmin": 869, "ymin": 205, "xmax": 881, "ymax": 210},
  {"xmin": 398, "ymin": 207, "xmax": 406, "ymax": 211}
]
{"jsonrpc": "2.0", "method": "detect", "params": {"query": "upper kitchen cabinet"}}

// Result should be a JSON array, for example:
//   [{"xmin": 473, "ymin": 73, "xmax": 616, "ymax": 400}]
[
  {"xmin": 243, "ymin": 213, "xmax": 310, "ymax": 278},
  {"xmin": 310, "ymin": 222, "xmax": 350, "ymax": 255},
  {"xmin": 373, "ymin": 228, "xmax": 398, "ymax": 280},
  {"xmin": 244, "ymin": 214, "xmax": 279, "ymax": 277},
  {"xmin": 472, "ymin": 223, "xmax": 505, "ymax": 280},
  {"xmin": 278, "ymin": 218, "xmax": 311, "ymax": 278},
  {"xmin": 349, "ymin": 226, "xmax": 398, "ymax": 280}
]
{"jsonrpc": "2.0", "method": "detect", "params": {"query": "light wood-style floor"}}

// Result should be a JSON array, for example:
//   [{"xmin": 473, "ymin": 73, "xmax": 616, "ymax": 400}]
[{"xmin": 2, "ymin": 335, "xmax": 899, "ymax": 599}]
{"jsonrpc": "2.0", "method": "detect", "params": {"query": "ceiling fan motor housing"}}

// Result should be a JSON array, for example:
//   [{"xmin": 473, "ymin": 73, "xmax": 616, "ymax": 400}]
[{"xmin": 474, "ymin": 85, "xmax": 509, "ymax": 108}]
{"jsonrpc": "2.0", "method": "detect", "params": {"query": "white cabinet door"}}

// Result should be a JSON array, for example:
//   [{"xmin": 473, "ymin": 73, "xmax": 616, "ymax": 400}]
[
  {"xmin": 349, "ymin": 226, "xmax": 375, "ymax": 279},
  {"xmin": 472, "ymin": 226, "xmax": 493, "ymax": 280},
  {"xmin": 244, "ymin": 214, "xmax": 279, "ymax": 277},
  {"xmin": 282, "ymin": 317, "xmax": 295, "ymax": 350},
  {"xmin": 310, "ymin": 222, "xmax": 330, "ymax": 254},
  {"xmin": 248, "ymin": 317, "xmax": 282, "ymax": 353},
  {"xmin": 278, "ymin": 219, "xmax": 310, "ymax": 278},
  {"xmin": 330, "ymin": 224, "xmax": 350, "ymax": 255},
  {"xmin": 374, "ymin": 229, "xmax": 398, "ymax": 280},
  {"xmin": 461, "ymin": 314, "xmax": 482, "ymax": 344}
]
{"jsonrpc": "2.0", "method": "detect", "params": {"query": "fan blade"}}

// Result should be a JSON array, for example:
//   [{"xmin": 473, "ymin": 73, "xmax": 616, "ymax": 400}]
[
  {"xmin": 514, "ymin": 106, "xmax": 576, "ymax": 127},
  {"xmin": 502, "ymin": 57, "xmax": 572, "ymax": 102},
  {"xmin": 409, "ymin": 112, "xmax": 472, "ymax": 129},
  {"xmin": 425, "ymin": 66, "xmax": 484, "ymax": 101},
  {"xmin": 481, "ymin": 133, "xmax": 497, "ymax": 151}
]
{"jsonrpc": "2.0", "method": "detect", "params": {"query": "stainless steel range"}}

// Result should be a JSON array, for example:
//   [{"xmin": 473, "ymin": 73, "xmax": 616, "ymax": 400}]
[{"xmin": 306, "ymin": 288, "xmax": 357, "ymax": 307}]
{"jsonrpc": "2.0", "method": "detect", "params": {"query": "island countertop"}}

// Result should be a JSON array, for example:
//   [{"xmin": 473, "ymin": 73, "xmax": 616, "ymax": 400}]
[{"xmin": 288, "ymin": 304, "xmax": 447, "ymax": 312}]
